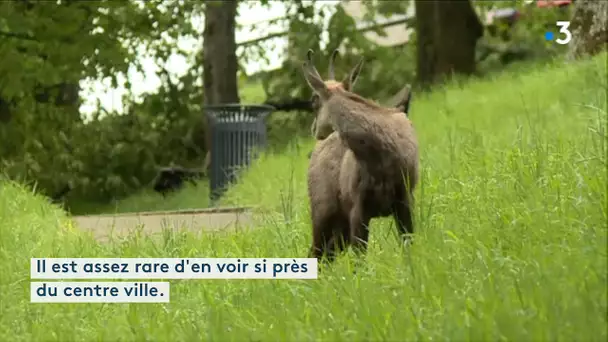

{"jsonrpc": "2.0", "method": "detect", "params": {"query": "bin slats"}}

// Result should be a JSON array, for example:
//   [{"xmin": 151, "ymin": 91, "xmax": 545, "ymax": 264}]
[{"xmin": 204, "ymin": 105, "xmax": 273, "ymax": 204}]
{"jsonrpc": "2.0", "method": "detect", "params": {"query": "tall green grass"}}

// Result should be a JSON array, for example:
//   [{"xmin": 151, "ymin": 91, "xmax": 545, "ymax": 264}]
[{"xmin": 1, "ymin": 53, "xmax": 606, "ymax": 341}]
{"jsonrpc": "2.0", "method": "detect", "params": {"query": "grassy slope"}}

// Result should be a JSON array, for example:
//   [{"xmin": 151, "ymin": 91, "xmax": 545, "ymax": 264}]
[{"xmin": 1, "ymin": 53, "xmax": 606, "ymax": 341}]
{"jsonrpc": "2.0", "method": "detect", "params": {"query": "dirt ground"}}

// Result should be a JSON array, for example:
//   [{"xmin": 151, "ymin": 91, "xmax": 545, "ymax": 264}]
[{"xmin": 70, "ymin": 206, "xmax": 256, "ymax": 243}]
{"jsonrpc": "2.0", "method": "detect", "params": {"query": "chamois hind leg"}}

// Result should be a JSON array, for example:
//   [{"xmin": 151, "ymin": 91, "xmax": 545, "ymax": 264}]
[
  {"xmin": 309, "ymin": 213, "xmax": 349, "ymax": 263},
  {"xmin": 324, "ymin": 215, "xmax": 351, "ymax": 262},
  {"xmin": 393, "ymin": 193, "xmax": 414, "ymax": 246},
  {"xmin": 350, "ymin": 204, "xmax": 371, "ymax": 256}
]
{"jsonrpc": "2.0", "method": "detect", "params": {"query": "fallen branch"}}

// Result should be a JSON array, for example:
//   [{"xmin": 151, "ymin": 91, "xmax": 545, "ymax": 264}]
[{"xmin": 153, "ymin": 166, "xmax": 206, "ymax": 197}]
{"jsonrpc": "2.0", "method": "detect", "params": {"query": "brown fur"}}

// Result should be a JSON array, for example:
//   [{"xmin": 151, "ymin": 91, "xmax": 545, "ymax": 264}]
[
  {"xmin": 310, "ymin": 74, "xmax": 413, "ymax": 138},
  {"xmin": 303, "ymin": 50, "xmax": 419, "ymax": 262},
  {"xmin": 306, "ymin": 84, "xmax": 413, "ymax": 159}
]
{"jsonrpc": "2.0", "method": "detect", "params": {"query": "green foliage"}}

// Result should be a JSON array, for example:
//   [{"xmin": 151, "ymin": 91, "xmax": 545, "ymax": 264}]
[
  {"xmin": 64, "ymin": 68, "xmax": 206, "ymax": 203},
  {"xmin": 474, "ymin": 0, "xmax": 573, "ymax": 71},
  {"xmin": 263, "ymin": 1, "xmax": 417, "ymax": 102},
  {"xmin": 0, "ymin": 0, "xmax": 201, "ymax": 200}
]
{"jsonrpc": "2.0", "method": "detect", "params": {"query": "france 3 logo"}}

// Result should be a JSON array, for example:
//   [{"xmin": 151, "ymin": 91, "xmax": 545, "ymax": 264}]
[{"xmin": 544, "ymin": 21, "xmax": 572, "ymax": 45}]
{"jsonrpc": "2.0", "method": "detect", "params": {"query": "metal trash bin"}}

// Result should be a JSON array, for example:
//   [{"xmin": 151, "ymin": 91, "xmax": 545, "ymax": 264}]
[{"xmin": 204, "ymin": 104, "xmax": 274, "ymax": 203}]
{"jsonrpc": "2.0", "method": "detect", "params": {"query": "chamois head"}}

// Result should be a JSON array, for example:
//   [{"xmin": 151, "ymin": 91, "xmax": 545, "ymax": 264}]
[{"xmin": 305, "ymin": 49, "xmax": 364, "ymax": 139}]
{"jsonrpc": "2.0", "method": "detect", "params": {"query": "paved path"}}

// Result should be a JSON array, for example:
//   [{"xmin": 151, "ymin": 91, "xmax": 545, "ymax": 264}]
[{"xmin": 70, "ymin": 206, "xmax": 256, "ymax": 242}]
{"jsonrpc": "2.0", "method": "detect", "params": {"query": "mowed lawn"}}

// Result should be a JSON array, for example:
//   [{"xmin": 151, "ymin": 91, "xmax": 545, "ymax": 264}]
[{"xmin": 1, "ymin": 53, "xmax": 606, "ymax": 341}]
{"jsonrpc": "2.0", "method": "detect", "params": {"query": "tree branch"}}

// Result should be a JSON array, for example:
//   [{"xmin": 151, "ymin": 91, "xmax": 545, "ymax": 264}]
[
  {"xmin": 0, "ymin": 30, "xmax": 37, "ymax": 42},
  {"xmin": 263, "ymin": 98, "xmax": 313, "ymax": 112}
]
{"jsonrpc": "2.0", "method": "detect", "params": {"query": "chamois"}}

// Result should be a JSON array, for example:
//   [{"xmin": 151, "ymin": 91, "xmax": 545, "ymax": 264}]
[{"xmin": 303, "ymin": 49, "xmax": 419, "ymax": 262}]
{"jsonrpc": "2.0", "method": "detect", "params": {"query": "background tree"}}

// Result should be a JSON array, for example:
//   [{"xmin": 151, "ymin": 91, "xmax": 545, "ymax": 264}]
[
  {"xmin": 202, "ymin": 0, "xmax": 240, "ymax": 171},
  {"xmin": 414, "ymin": 0, "xmax": 484, "ymax": 87},
  {"xmin": 203, "ymin": 1, "xmax": 240, "ymax": 105},
  {"xmin": 567, "ymin": 0, "xmax": 608, "ymax": 60}
]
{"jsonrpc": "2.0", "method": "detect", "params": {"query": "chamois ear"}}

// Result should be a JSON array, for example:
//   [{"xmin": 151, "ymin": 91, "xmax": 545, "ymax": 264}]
[
  {"xmin": 342, "ymin": 56, "xmax": 364, "ymax": 91},
  {"xmin": 302, "ymin": 50, "xmax": 330, "ymax": 100},
  {"xmin": 310, "ymin": 117, "xmax": 317, "ymax": 136},
  {"xmin": 390, "ymin": 84, "xmax": 413, "ymax": 115},
  {"xmin": 302, "ymin": 64, "xmax": 330, "ymax": 100}
]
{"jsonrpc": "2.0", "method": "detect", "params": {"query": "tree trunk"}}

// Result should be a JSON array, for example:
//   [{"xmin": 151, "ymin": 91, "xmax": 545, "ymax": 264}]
[
  {"xmin": 202, "ymin": 0, "xmax": 240, "ymax": 172},
  {"xmin": 414, "ymin": 0, "xmax": 484, "ymax": 87},
  {"xmin": 567, "ymin": 0, "xmax": 608, "ymax": 60},
  {"xmin": 203, "ymin": 1, "xmax": 240, "ymax": 105}
]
